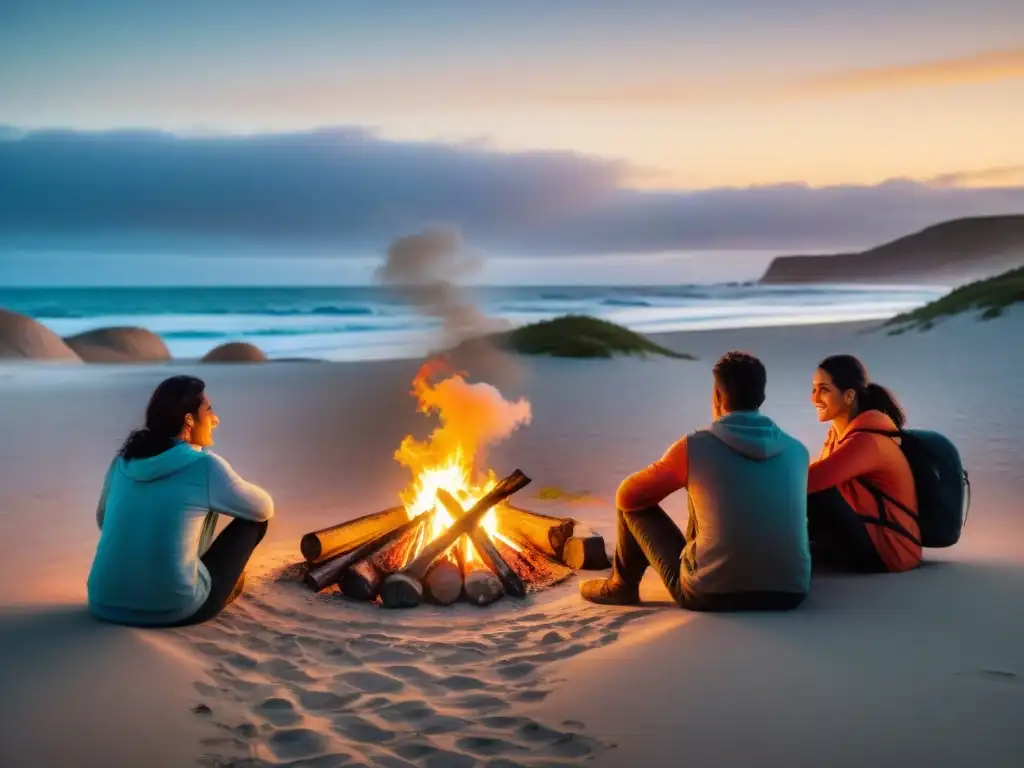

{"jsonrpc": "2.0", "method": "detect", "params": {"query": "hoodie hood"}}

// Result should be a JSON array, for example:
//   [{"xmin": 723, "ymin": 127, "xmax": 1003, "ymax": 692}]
[
  {"xmin": 709, "ymin": 411, "xmax": 784, "ymax": 461},
  {"xmin": 117, "ymin": 441, "xmax": 206, "ymax": 482}
]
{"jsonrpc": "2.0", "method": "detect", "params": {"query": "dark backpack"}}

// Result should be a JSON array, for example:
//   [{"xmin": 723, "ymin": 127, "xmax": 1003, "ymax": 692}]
[{"xmin": 849, "ymin": 428, "xmax": 971, "ymax": 548}]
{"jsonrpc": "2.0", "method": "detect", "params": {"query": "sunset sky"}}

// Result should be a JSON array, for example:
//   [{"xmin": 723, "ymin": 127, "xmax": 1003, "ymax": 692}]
[
  {"xmin": 4, "ymin": 1, "xmax": 1022, "ymax": 188},
  {"xmin": 1, "ymin": 1, "xmax": 1023, "ymax": 283}
]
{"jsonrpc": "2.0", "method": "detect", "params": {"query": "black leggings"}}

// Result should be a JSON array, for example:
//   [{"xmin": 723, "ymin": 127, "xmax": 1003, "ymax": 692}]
[
  {"xmin": 173, "ymin": 518, "xmax": 269, "ymax": 627},
  {"xmin": 807, "ymin": 488, "xmax": 886, "ymax": 573}
]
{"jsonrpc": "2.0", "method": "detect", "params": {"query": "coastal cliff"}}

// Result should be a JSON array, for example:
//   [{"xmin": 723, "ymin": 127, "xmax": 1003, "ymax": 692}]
[{"xmin": 760, "ymin": 215, "xmax": 1024, "ymax": 285}]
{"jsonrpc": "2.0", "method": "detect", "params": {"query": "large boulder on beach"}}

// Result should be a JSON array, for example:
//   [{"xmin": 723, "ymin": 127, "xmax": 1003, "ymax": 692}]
[
  {"xmin": 0, "ymin": 309, "xmax": 81, "ymax": 361},
  {"xmin": 64, "ymin": 326, "xmax": 171, "ymax": 363},
  {"xmin": 201, "ymin": 341, "xmax": 268, "ymax": 363}
]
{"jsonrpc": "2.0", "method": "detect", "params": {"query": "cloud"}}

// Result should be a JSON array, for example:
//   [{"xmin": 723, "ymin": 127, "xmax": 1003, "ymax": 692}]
[
  {"xmin": 794, "ymin": 48, "xmax": 1024, "ymax": 97},
  {"xmin": 0, "ymin": 126, "xmax": 624, "ymax": 249},
  {"xmin": 1, "ymin": 126, "xmax": 1023, "ymax": 254},
  {"xmin": 928, "ymin": 165, "xmax": 1024, "ymax": 188}
]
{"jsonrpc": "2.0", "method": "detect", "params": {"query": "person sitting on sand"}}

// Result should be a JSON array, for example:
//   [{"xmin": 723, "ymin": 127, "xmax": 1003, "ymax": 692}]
[
  {"xmin": 87, "ymin": 375, "xmax": 274, "ymax": 627},
  {"xmin": 581, "ymin": 351, "xmax": 811, "ymax": 609},
  {"xmin": 808, "ymin": 355, "xmax": 920, "ymax": 573}
]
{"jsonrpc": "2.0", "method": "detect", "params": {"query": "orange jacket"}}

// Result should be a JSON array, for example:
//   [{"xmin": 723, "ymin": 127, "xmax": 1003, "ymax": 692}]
[
  {"xmin": 616, "ymin": 437, "xmax": 689, "ymax": 512},
  {"xmin": 808, "ymin": 410, "xmax": 921, "ymax": 572}
]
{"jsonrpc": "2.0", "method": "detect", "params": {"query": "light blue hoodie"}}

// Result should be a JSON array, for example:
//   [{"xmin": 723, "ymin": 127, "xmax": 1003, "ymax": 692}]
[
  {"xmin": 87, "ymin": 442, "xmax": 274, "ymax": 626},
  {"xmin": 682, "ymin": 411, "xmax": 811, "ymax": 598}
]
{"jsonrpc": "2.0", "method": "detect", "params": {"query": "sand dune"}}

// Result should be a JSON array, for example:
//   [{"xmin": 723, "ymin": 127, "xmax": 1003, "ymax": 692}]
[{"xmin": 1, "ymin": 311, "xmax": 1023, "ymax": 766}]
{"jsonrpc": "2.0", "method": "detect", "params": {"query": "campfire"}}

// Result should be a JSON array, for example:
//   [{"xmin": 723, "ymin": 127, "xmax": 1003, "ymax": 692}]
[{"xmin": 299, "ymin": 362, "xmax": 610, "ymax": 608}]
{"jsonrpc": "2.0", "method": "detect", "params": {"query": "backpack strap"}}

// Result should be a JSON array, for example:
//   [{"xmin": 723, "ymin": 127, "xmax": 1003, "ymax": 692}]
[{"xmin": 855, "ymin": 479, "xmax": 922, "ymax": 548}]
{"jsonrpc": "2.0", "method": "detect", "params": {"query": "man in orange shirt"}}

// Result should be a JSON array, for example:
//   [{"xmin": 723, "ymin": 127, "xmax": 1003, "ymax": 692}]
[{"xmin": 581, "ymin": 351, "xmax": 812, "ymax": 609}]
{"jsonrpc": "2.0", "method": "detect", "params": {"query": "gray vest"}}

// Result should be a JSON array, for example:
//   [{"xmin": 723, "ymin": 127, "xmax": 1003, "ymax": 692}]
[{"xmin": 682, "ymin": 429, "xmax": 811, "ymax": 597}]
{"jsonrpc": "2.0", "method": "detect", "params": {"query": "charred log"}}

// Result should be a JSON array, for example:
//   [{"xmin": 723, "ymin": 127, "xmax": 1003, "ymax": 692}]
[
  {"xmin": 300, "ymin": 506, "xmax": 407, "ymax": 563},
  {"xmin": 305, "ymin": 506, "xmax": 433, "ymax": 592}
]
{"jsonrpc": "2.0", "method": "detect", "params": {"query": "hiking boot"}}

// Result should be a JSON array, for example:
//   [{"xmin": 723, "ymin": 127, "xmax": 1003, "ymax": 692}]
[{"xmin": 580, "ymin": 577, "xmax": 640, "ymax": 606}]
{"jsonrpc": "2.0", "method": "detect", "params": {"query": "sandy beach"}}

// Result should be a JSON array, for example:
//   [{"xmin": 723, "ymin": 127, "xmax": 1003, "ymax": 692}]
[{"xmin": 2, "ymin": 312, "xmax": 1023, "ymax": 767}]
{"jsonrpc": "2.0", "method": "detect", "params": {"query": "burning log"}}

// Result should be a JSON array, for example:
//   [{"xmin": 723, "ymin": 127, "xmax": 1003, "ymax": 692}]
[
  {"xmin": 494, "ymin": 504, "xmax": 576, "ymax": 561},
  {"xmin": 336, "ymin": 515, "xmax": 431, "ymax": 600},
  {"xmin": 305, "ymin": 506, "xmax": 434, "ymax": 592},
  {"xmin": 380, "ymin": 469, "xmax": 531, "ymax": 608},
  {"xmin": 424, "ymin": 554, "xmax": 463, "ymax": 605},
  {"xmin": 562, "ymin": 527, "xmax": 611, "ymax": 571},
  {"xmin": 436, "ymin": 489, "xmax": 526, "ymax": 599},
  {"xmin": 300, "ymin": 506, "xmax": 407, "ymax": 563}
]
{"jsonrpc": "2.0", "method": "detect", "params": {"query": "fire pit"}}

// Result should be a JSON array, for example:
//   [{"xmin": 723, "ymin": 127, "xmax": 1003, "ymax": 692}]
[
  {"xmin": 298, "ymin": 362, "xmax": 611, "ymax": 608},
  {"xmin": 300, "ymin": 470, "xmax": 610, "ymax": 607}
]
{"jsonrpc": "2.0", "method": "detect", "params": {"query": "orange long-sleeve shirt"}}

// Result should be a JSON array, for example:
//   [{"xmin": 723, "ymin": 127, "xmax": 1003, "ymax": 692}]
[
  {"xmin": 809, "ymin": 410, "xmax": 920, "ymax": 571},
  {"xmin": 616, "ymin": 437, "xmax": 689, "ymax": 511}
]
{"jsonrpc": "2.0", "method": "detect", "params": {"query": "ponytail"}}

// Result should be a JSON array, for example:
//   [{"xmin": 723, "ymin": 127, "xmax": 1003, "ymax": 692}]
[
  {"xmin": 119, "ymin": 428, "xmax": 179, "ymax": 461},
  {"xmin": 118, "ymin": 375, "xmax": 206, "ymax": 461},
  {"xmin": 858, "ymin": 382, "xmax": 906, "ymax": 430},
  {"xmin": 818, "ymin": 354, "xmax": 907, "ymax": 429}
]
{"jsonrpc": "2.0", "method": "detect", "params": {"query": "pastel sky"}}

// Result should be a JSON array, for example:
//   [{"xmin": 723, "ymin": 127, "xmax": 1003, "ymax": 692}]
[
  {"xmin": 3, "ymin": 0, "xmax": 1022, "ymax": 189},
  {"xmin": 1, "ymin": 1, "xmax": 1023, "ymax": 285}
]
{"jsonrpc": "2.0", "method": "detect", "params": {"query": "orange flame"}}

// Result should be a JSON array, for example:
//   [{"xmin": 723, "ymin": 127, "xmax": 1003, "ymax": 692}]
[{"xmin": 395, "ymin": 360, "xmax": 531, "ymax": 563}]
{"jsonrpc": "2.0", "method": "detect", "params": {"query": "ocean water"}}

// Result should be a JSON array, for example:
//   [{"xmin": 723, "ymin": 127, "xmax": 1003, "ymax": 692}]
[{"xmin": 0, "ymin": 285, "xmax": 944, "ymax": 362}]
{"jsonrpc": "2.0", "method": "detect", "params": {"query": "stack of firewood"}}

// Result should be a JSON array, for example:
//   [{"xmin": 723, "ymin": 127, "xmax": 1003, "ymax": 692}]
[{"xmin": 299, "ymin": 469, "xmax": 611, "ymax": 608}]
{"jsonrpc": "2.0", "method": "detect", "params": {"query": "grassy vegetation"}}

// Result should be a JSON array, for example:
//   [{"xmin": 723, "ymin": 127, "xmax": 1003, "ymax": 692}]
[
  {"xmin": 488, "ymin": 314, "xmax": 695, "ymax": 359},
  {"xmin": 535, "ymin": 486, "xmax": 595, "ymax": 501},
  {"xmin": 884, "ymin": 265, "xmax": 1024, "ymax": 333}
]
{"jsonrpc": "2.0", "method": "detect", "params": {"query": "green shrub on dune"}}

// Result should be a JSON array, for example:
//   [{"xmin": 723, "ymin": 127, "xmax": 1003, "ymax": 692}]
[
  {"xmin": 488, "ymin": 314, "xmax": 695, "ymax": 359},
  {"xmin": 884, "ymin": 265, "xmax": 1024, "ymax": 333}
]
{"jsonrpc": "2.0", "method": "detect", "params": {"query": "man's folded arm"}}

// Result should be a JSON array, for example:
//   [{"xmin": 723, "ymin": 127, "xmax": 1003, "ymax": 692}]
[{"xmin": 616, "ymin": 437, "xmax": 689, "ymax": 512}]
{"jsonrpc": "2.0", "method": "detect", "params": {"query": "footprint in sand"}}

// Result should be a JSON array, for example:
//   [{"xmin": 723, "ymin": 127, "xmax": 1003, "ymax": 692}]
[
  {"xmin": 496, "ymin": 661, "xmax": 535, "ymax": 680},
  {"xmin": 437, "ymin": 674, "xmax": 488, "ymax": 691},
  {"xmin": 512, "ymin": 689, "xmax": 550, "ymax": 703},
  {"xmin": 266, "ymin": 728, "xmax": 330, "ymax": 761},
  {"xmin": 298, "ymin": 690, "xmax": 362, "ymax": 712},
  {"xmin": 436, "ymin": 648, "xmax": 489, "ymax": 665},
  {"xmin": 455, "ymin": 735, "xmax": 528, "ymax": 757},
  {"xmin": 419, "ymin": 714, "xmax": 471, "ymax": 735},
  {"xmin": 381, "ymin": 665, "xmax": 443, "ymax": 689},
  {"xmin": 376, "ymin": 700, "xmax": 435, "ymax": 724},
  {"xmin": 449, "ymin": 693, "xmax": 509, "ymax": 711},
  {"xmin": 258, "ymin": 657, "xmax": 317, "ymax": 683},
  {"xmin": 254, "ymin": 697, "xmax": 303, "ymax": 726},
  {"xmin": 331, "ymin": 713, "xmax": 396, "ymax": 743},
  {"xmin": 336, "ymin": 670, "xmax": 405, "ymax": 694},
  {"xmin": 479, "ymin": 716, "xmax": 525, "ymax": 729},
  {"xmin": 423, "ymin": 751, "xmax": 476, "ymax": 768}
]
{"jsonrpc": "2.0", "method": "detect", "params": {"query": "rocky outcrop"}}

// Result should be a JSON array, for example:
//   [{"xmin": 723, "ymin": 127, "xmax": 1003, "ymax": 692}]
[
  {"xmin": 201, "ymin": 341, "xmax": 268, "ymax": 363},
  {"xmin": 64, "ymin": 326, "xmax": 171, "ymax": 363},
  {"xmin": 0, "ymin": 309, "xmax": 81, "ymax": 361}
]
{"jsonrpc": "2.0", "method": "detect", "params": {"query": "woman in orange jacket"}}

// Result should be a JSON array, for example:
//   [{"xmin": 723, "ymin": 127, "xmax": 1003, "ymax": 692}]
[{"xmin": 808, "ymin": 355, "xmax": 921, "ymax": 573}]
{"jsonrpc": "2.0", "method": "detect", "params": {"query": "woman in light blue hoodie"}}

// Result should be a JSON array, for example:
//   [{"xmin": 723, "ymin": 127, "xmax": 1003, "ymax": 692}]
[{"xmin": 87, "ymin": 375, "xmax": 274, "ymax": 627}]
